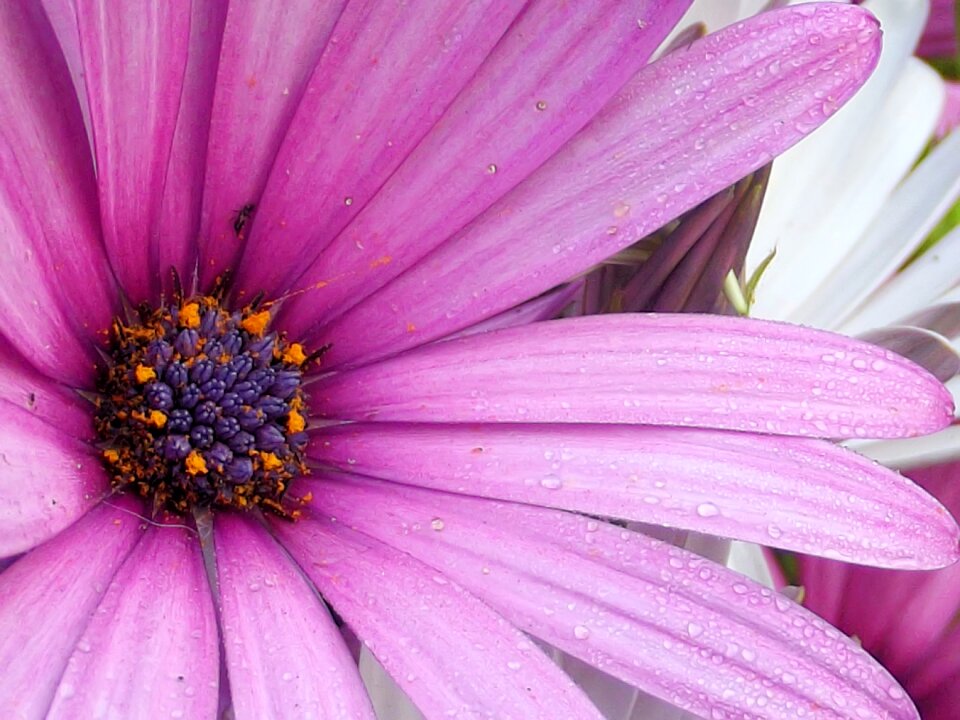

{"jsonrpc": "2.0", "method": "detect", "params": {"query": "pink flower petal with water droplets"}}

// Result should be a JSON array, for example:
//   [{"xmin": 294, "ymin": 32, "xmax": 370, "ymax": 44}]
[
  {"xmin": 310, "ymin": 3, "xmax": 882, "ymax": 366},
  {"xmin": 277, "ymin": 0, "xmax": 692, "ymax": 337},
  {"xmin": 0, "ymin": 497, "xmax": 145, "ymax": 720},
  {"xmin": 75, "ymin": 0, "xmax": 192, "ymax": 301},
  {"xmin": 312, "ymin": 474, "xmax": 921, "ymax": 720},
  {"xmin": 234, "ymin": 0, "xmax": 530, "ymax": 299},
  {"xmin": 271, "ymin": 512, "xmax": 604, "ymax": 720},
  {"xmin": 0, "ymin": 2, "xmax": 116, "ymax": 387},
  {"xmin": 214, "ymin": 514, "xmax": 376, "ymax": 720},
  {"xmin": 198, "ymin": 0, "xmax": 348, "ymax": 286},
  {"xmin": 313, "ymin": 422, "xmax": 960, "ymax": 569},
  {"xmin": 46, "ymin": 522, "xmax": 219, "ymax": 720},
  {"xmin": 311, "ymin": 314, "xmax": 953, "ymax": 440},
  {"xmin": 0, "ymin": 405, "xmax": 109, "ymax": 558}
]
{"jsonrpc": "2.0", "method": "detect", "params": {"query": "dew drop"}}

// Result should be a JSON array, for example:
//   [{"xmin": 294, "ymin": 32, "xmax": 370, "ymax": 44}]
[
  {"xmin": 540, "ymin": 475, "xmax": 563, "ymax": 490},
  {"xmin": 486, "ymin": 163, "xmax": 498, "ymax": 174},
  {"xmin": 696, "ymin": 502, "xmax": 720, "ymax": 518},
  {"xmin": 573, "ymin": 625, "xmax": 591, "ymax": 640},
  {"xmin": 430, "ymin": 518, "xmax": 445, "ymax": 531}
]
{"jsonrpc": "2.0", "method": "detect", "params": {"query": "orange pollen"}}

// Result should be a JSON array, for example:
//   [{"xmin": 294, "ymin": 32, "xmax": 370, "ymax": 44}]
[
  {"xmin": 134, "ymin": 364, "xmax": 156, "ymax": 383},
  {"xmin": 240, "ymin": 310, "xmax": 271, "ymax": 336},
  {"xmin": 260, "ymin": 451, "xmax": 283, "ymax": 471},
  {"xmin": 287, "ymin": 408, "xmax": 306, "ymax": 434},
  {"xmin": 282, "ymin": 343, "xmax": 307, "ymax": 365},
  {"xmin": 185, "ymin": 450, "xmax": 208, "ymax": 476},
  {"xmin": 179, "ymin": 302, "xmax": 202, "ymax": 328}
]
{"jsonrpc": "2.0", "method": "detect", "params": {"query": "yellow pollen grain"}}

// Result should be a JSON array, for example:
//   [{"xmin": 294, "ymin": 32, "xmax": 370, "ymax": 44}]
[
  {"xmin": 287, "ymin": 408, "xmax": 306, "ymax": 434},
  {"xmin": 148, "ymin": 410, "xmax": 167, "ymax": 428},
  {"xmin": 241, "ymin": 310, "xmax": 271, "ymax": 336},
  {"xmin": 260, "ymin": 452, "xmax": 283, "ymax": 471},
  {"xmin": 134, "ymin": 365, "xmax": 156, "ymax": 383},
  {"xmin": 282, "ymin": 343, "xmax": 307, "ymax": 366},
  {"xmin": 179, "ymin": 302, "xmax": 201, "ymax": 328},
  {"xmin": 185, "ymin": 450, "xmax": 208, "ymax": 476},
  {"xmin": 103, "ymin": 449, "xmax": 120, "ymax": 463}
]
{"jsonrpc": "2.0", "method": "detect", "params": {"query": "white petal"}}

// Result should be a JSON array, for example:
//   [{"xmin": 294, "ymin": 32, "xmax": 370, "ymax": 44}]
[
  {"xmin": 793, "ymin": 121, "xmax": 960, "ymax": 329},
  {"xmin": 747, "ymin": 0, "xmax": 938, "ymax": 320},
  {"xmin": 840, "ymin": 225, "xmax": 960, "ymax": 334}
]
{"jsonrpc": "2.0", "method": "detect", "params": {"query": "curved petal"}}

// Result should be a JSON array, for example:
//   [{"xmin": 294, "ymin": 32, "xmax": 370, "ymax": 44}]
[
  {"xmin": 0, "ymin": 344, "xmax": 95, "ymax": 440},
  {"xmin": 312, "ymin": 422, "xmax": 960, "ymax": 568},
  {"xmin": 46, "ymin": 522, "xmax": 219, "ymax": 720},
  {"xmin": 235, "ymin": 0, "xmax": 529, "ymax": 298},
  {"xmin": 0, "ymin": 404, "xmax": 109, "ymax": 558},
  {"xmin": 278, "ymin": 0, "xmax": 692, "ymax": 336},
  {"xmin": 311, "ymin": 474, "xmax": 921, "ymax": 720},
  {"xmin": 155, "ymin": 0, "xmax": 230, "ymax": 295},
  {"xmin": 0, "ymin": 496, "xmax": 145, "ymax": 720},
  {"xmin": 197, "ymin": 0, "xmax": 348, "ymax": 287},
  {"xmin": 308, "ymin": 4, "xmax": 883, "ymax": 366},
  {"xmin": 75, "ymin": 0, "xmax": 192, "ymax": 301},
  {"xmin": 214, "ymin": 514, "xmax": 375, "ymax": 720},
  {"xmin": 917, "ymin": 0, "xmax": 958, "ymax": 59},
  {"xmin": 310, "ymin": 314, "xmax": 953, "ymax": 440},
  {"xmin": 748, "ymin": 0, "xmax": 938, "ymax": 322},
  {"xmin": 841, "ymin": 225, "xmax": 960, "ymax": 336},
  {"xmin": 271, "ymin": 510, "xmax": 604, "ymax": 720},
  {"xmin": 783, "ymin": 124, "xmax": 960, "ymax": 330},
  {"xmin": 858, "ymin": 326, "xmax": 960, "ymax": 383},
  {"xmin": 0, "ymin": 1, "xmax": 115, "ymax": 387},
  {"xmin": 444, "ymin": 282, "xmax": 583, "ymax": 341}
]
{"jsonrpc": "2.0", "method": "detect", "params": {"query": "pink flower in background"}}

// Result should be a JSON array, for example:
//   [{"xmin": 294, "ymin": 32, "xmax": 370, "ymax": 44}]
[
  {"xmin": 917, "ymin": 0, "xmax": 958, "ymax": 58},
  {"xmin": 798, "ymin": 460, "xmax": 960, "ymax": 720},
  {"xmin": 0, "ymin": 2, "xmax": 954, "ymax": 719}
]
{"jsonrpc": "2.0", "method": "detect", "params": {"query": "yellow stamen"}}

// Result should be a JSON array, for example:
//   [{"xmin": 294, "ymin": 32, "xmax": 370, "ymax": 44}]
[
  {"xmin": 281, "ymin": 343, "xmax": 307, "ymax": 365},
  {"xmin": 179, "ymin": 302, "xmax": 201, "ymax": 329},
  {"xmin": 103, "ymin": 449, "xmax": 120, "ymax": 463},
  {"xmin": 260, "ymin": 451, "xmax": 283, "ymax": 471},
  {"xmin": 287, "ymin": 408, "xmax": 306, "ymax": 434},
  {"xmin": 134, "ymin": 365, "xmax": 156, "ymax": 383},
  {"xmin": 148, "ymin": 410, "xmax": 167, "ymax": 428},
  {"xmin": 185, "ymin": 450, "xmax": 208, "ymax": 476},
  {"xmin": 241, "ymin": 310, "xmax": 271, "ymax": 336}
]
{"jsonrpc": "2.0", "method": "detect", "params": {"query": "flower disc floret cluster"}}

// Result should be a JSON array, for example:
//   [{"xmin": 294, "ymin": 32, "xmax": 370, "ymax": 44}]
[{"xmin": 95, "ymin": 295, "xmax": 310, "ymax": 516}]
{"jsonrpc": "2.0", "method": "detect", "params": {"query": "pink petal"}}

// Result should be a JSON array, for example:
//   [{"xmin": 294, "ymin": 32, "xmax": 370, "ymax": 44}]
[
  {"xmin": 444, "ymin": 282, "xmax": 583, "ymax": 341},
  {"xmin": 0, "ymin": 404, "xmax": 109, "ymax": 558},
  {"xmin": 936, "ymin": 81, "xmax": 960, "ymax": 140},
  {"xmin": 76, "ymin": 0, "xmax": 193, "ymax": 301},
  {"xmin": 311, "ymin": 474, "xmax": 920, "ymax": 720},
  {"xmin": 0, "ymin": 2, "xmax": 116, "ymax": 387},
  {"xmin": 277, "ymin": 0, "xmax": 692, "ymax": 335},
  {"xmin": 155, "ymin": 1, "xmax": 230, "ymax": 295},
  {"xmin": 47, "ymin": 522, "xmax": 219, "ymax": 719},
  {"xmin": 917, "ymin": 0, "xmax": 958, "ymax": 59},
  {"xmin": 234, "ymin": 0, "xmax": 529, "ymax": 298},
  {"xmin": 310, "ymin": 4, "xmax": 882, "ymax": 367},
  {"xmin": 311, "ymin": 314, "xmax": 953, "ymax": 440},
  {"xmin": 214, "ymin": 514, "xmax": 376, "ymax": 719},
  {"xmin": 0, "ymin": 344, "xmax": 95, "ymax": 440},
  {"xmin": 271, "ymin": 511, "xmax": 604, "ymax": 719},
  {"xmin": 197, "ymin": 0, "xmax": 348, "ymax": 287},
  {"xmin": 0, "ymin": 497, "xmax": 145, "ymax": 720},
  {"xmin": 858, "ymin": 326, "xmax": 960, "ymax": 383},
  {"xmin": 313, "ymin": 422, "xmax": 960, "ymax": 569}
]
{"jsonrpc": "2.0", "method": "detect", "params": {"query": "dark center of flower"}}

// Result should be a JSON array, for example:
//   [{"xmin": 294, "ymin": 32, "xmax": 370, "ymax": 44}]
[{"xmin": 95, "ymin": 295, "xmax": 311, "ymax": 517}]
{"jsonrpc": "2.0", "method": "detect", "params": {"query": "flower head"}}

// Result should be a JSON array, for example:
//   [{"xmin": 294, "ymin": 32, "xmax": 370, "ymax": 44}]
[{"xmin": 0, "ymin": 2, "xmax": 953, "ymax": 719}]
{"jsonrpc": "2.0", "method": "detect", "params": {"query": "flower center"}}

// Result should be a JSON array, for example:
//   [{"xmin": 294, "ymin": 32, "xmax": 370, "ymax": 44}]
[{"xmin": 95, "ymin": 295, "xmax": 311, "ymax": 517}]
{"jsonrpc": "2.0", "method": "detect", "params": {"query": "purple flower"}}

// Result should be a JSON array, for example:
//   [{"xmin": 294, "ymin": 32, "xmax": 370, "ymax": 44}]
[
  {"xmin": 0, "ymin": 2, "xmax": 954, "ymax": 719},
  {"xmin": 798, "ymin": 460, "xmax": 960, "ymax": 720}
]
